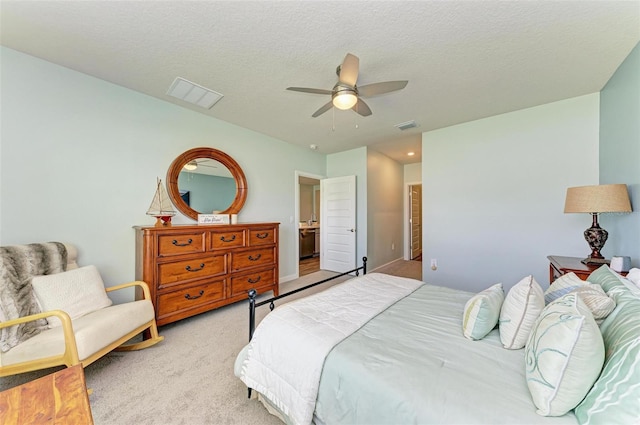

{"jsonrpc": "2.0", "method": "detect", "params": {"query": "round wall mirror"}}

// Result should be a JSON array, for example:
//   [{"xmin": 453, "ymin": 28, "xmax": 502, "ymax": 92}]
[{"xmin": 166, "ymin": 147, "xmax": 247, "ymax": 220}]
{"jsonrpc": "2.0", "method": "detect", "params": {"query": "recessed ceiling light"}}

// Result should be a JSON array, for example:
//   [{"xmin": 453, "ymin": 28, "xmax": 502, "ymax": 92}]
[
  {"xmin": 407, "ymin": 152, "xmax": 415, "ymax": 156},
  {"xmin": 167, "ymin": 77, "xmax": 223, "ymax": 109}
]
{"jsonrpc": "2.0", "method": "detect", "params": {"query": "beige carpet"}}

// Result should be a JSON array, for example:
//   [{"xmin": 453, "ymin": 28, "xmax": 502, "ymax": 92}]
[{"xmin": 0, "ymin": 263, "xmax": 421, "ymax": 425}]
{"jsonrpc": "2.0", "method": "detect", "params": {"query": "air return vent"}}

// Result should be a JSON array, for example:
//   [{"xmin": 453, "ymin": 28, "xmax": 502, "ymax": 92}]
[
  {"xmin": 394, "ymin": 120, "xmax": 418, "ymax": 131},
  {"xmin": 167, "ymin": 77, "xmax": 223, "ymax": 109}
]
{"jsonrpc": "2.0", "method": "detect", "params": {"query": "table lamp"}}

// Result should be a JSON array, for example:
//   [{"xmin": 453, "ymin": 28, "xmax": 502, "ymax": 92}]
[{"xmin": 564, "ymin": 184, "xmax": 632, "ymax": 265}]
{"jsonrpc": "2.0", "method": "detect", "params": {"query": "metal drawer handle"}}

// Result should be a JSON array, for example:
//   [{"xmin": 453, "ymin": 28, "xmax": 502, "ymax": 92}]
[
  {"xmin": 248, "ymin": 276, "xmax": 261, "ymax": 284},
  {"xmin": 185, "ymin": 263, "xmax": 205, "ymax": 272},
  {"xmin": 220, "ymin": 235, "xmax": 236, "ymax": 242},
  {"xmin": 248, "ymin": 254, "xmax": 262, "ymax": 261},
  {"xmin": 185, "ymin": 290, "xmax": 204, "ymax": 300},
  {"xmin": 256, "ymin": 233, "xmax": 269, "ymax": 239},
  {"xmin": 172, "ymin": 238, "xmax": 193, "ymax": 247}
]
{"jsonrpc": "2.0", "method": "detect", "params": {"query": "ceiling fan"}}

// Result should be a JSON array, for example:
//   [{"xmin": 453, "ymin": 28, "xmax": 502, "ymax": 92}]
[{"xmin": 287, "ymin": 53, "xmax": 408, "ymax": 118}]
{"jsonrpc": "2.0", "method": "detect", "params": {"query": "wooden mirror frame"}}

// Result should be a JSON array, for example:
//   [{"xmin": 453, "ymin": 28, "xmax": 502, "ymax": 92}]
[{"xmin": 167, "ymin": 147, "xmax": 247, "ymax": 220}]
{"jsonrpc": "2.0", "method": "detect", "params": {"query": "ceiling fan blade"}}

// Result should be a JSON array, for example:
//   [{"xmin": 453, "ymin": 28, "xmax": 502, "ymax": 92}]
[
  {"xmin": 287, "ymin": 87, "xmax": 333, "ymax": 95},
  {"xmin": 312, "ymin": 101, "xmax": 334, "ymax": 118},
  {"xmin": 339, "ymin": 53, "xmax": 359, "ymax": 87},
  {"xmin": 352, "ymin": 98, "xmax": 372, "ymax": 117},
  {"xmin": 357, "ymin": 81, "xmax": 408, "ymax": 97}
]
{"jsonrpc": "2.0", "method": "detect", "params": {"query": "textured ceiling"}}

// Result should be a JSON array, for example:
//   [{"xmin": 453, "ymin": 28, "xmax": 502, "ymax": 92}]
[{"xmin": 1, "ymin": 1, "xmax": 639, "ymax": 164}]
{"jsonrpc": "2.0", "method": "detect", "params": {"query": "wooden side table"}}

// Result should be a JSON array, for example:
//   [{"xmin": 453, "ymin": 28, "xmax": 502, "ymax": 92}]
[
  {"xmin": 548, "ymin": 255, "xmax": 628, "ymax": 284},
  {"xmin": 0, "ymin": 365, "xmax": 94, "ymax": 424}
]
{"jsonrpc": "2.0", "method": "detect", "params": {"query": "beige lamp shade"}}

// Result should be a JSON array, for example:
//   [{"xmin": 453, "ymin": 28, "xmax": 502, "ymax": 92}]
[{"xmin": 564, "ymin": 184, "xmax": 632, "ymax": 214}]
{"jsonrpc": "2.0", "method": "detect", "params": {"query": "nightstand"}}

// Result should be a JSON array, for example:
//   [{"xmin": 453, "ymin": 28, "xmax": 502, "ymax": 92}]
[{"xmin": 547, "ymin": 255, "xmax": 628, "ymax": 284}]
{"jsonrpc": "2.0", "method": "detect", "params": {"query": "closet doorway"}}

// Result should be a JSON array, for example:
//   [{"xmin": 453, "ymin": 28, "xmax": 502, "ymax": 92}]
[
  {"xmin": 298, "ymin": 175, "xmax": 321, "ymax": 276},
  {"xmin": 407, "ymin": 183, "xmax": 422, "ymax": 261}
]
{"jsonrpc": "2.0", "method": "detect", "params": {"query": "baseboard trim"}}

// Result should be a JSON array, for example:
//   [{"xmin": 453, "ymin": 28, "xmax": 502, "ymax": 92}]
[{"xmin": 370, "ymin": 257, "xmax": 405, "ymax": 273}]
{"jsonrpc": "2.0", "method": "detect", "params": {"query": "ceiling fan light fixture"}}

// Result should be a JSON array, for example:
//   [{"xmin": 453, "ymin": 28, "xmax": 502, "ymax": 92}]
[
  {"xmin": 184, "ymin": 160, "xmax": 198, "ymax": 171},
  {"xmin": 332, "ymin": 87, "xmax": 358, "ymax": 110}
]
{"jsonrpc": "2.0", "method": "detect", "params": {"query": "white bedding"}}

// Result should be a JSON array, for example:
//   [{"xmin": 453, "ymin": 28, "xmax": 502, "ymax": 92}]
[
  {"xmin": 236, "ymin": 273, "xmax": 579, "ymax": 425},
  {"xmin": 238, "ymin": 273, "xmax": 422, "ymax": 425}
]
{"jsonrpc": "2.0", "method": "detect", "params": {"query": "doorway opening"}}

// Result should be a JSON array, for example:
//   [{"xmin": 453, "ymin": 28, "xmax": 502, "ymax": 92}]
[
  {"xmin": 406, "ymin": 183, "xmax": 423, "ymax": 261},
  {"xmin": 298, "ymin": 175, "xmax": 321, "ymax": 277}
]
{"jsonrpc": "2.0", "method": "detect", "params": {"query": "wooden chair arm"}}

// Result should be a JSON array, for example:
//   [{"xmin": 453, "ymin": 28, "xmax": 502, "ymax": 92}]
[
  {"xmin": 105, "ymin": 280, "xmax": 152, "ymax": 300},
  {"xmin": 0, "ymin": 310, "xmax": 80, "ymax": 366}
]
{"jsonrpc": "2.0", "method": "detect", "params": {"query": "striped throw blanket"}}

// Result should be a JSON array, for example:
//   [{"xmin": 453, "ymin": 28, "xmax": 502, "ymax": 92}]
[{"xmin": 0, "ymin": 242, "xmax": 68, "ymax": 352}]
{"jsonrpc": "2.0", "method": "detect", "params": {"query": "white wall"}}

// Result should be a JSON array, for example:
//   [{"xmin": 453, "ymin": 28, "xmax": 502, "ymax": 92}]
[
  {"xmin": 367, "ymin": 149, "xmax": 404, "ymax": 269},
  {"xmin": 0, "ymin": 47, "xmax": 326, "ymax": 301},
  {"xmin": 422, "ymin": 94, "xmax": 600, "ymax": 292},
  {"xmin": 326, "ymin": 147, "xmax": 368, "ymax": 268},
  {"xmin": 404, "ymin": 162, "xmax": 422, "ymax": 183}
]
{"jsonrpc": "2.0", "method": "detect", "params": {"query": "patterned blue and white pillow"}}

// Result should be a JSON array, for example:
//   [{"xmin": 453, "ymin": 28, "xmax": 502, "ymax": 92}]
[
  {"xmin": 574, "ymin": 265, "xmax": 640, "ymax": 424},
  {"xmin": 544, "ymin": 272, "xmax": 588, "ymax": 304},
  {"xmin": 524, "ymin": 293, "xmax": 604, "ymax": 416}
]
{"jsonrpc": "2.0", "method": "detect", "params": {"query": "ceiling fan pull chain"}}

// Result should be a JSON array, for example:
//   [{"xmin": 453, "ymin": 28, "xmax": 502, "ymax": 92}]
[{"xmin": 332, "ymin": 107, "xmax": 336, "ymax": 131}]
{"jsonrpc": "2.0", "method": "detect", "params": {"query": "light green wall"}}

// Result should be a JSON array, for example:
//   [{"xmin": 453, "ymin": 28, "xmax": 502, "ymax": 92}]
[
  {"xmin": 599, "ymin": 42, "xmax": 640, "ymax": 267},
  {"xmin": 422, "ymin": 94, "xmax": 600, "ymax": 292},
  {"xmin": 0, "ymin": 47, "xmax": 326, "ymax": 299}
]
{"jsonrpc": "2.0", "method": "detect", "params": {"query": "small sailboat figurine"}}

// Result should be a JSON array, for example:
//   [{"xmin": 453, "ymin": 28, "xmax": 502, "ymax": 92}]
[{"xmin": 147, "ymin": 178, "xmax": 177, "ymax": 226}]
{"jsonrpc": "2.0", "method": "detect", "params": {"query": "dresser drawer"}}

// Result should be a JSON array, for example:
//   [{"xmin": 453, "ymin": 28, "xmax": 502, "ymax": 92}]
[
  {"xmin": 230, "ymin": 268, "xmax": 276, "ymax": 297},
  {"xmin": 157, "ymin": 254, "xmax": 227, "ymax": 287},
  {"xmin": 157, "ymin": 233, "xmax": 206, "ymax": 256},
  {"xmin": 210, "ymin": 229, "xmax": 246, "ymax": 250},
  {"xmin": 231, "ymin": 247, "xmax": 275, "ymax": 272},
  {"xmin": 248, "ymin": 227, "xmax": 277, "ymax": 246},
  {"xmin": 157, "ymin": 280, "xmax": 225, "ymax": 317}
]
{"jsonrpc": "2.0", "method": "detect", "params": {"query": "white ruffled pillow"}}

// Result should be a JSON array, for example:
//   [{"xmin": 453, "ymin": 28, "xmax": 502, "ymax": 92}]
[
  {"xmin": 499, "ymin": 275, "xmax": 545, "ymax": 349},
  {"xmin": 525, "ymin": 293, "xmax": 605, "ymax": 416},
  {"xmin": 570, "ymin": 284, "xmax": 616, "ymax": 321},
  {"xmin": 462, "ymin": 283, "xmax": 504, "ymax": 340},
  {"xmin": 626, "ymin": 268, "xmax": 640, "ymax": 287},
  {"xmin": 31, "ymin": 265, "xmax": 113, "ymax": 327}
]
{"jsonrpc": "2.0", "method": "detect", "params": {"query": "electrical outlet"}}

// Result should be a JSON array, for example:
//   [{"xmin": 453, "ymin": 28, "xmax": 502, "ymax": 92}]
[
  {"xmin": 391, "ymin": 243, "xmax": 395, "ymax": 250},
  {"xmin": 430, "ymin": 259, "xmax": 437, "ymax": 271}
]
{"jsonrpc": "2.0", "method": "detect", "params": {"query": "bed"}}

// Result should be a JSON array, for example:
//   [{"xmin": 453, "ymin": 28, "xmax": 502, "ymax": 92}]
[{"xmin": 235, "ymin": 260, "xmax": 640, "ymax": 425}]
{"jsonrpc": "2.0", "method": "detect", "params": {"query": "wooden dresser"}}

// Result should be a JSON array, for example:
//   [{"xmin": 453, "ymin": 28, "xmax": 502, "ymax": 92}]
[{"xmin": 135, "ymin": 223, "xmax": 279, "ymax": 326}]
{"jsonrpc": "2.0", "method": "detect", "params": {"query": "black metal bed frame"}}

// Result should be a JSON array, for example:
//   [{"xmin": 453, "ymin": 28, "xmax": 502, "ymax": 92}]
[
  {"xmin": 244, "ymin": 257, "xmax": 367, "ymax": 399},
  {"xmin": 247, "ymin": 256, "xmax": 367, "ymax": 341}
]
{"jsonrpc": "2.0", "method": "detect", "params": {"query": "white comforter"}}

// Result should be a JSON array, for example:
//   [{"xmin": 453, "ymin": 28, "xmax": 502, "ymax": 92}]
[{"xmin": 238, "ymin": 273, "xmax": 422, "ymax": 425}]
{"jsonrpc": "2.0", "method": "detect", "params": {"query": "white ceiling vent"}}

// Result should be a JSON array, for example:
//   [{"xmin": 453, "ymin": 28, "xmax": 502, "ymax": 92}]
[
  {"xmin": 394, "ymin": 120, "xmax": 418, "ymax": 131},
  {"xmin": 167, "ymin": 77, "xmax": 223, "ymax": 109}
]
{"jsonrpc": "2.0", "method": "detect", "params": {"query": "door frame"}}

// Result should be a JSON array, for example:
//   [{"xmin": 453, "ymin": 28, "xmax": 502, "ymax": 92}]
[
  {"xmin": 295, "ymin": 170, "xmax": 325, "ymax": 278},
  {"xmin": 403, "ymin": 180, "xmax": 422, "ymax": 260}
]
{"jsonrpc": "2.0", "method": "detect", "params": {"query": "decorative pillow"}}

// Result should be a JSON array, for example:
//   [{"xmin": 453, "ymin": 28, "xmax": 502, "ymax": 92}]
[
  {"xmin": 626, "ymin": 268, "xmax": 640, "ymax": 287},
  {"xmin": 544, "ymin": 272, "xmax": 588, "ymax": 304},
  {"xmin": 525, "ymin": 293, "xmax": 605, "ymax": 416},
  {"xmin": 574, "ymin": 266, "xmax": 640, "ymax": 424},
  {"xmin": 499, "ymin": 275, "xmax": 544, "ymax": 349},
  {"xmin": 569, "ymin": 284, "xmax": 616, "ymax": 321},
  {"xmin": 31, "ymin": 265, "xmax": 113, "ymax": 327},
  {"xmin": 462, "ymin": 283, "xmax": 504, "ymax": 340}
]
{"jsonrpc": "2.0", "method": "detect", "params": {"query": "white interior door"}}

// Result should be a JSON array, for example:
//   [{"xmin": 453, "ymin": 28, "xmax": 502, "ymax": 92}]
[
  {"xmin": 410, "ymin": 184, "xmax": 422, "ymax": 259},
  {"xmin": 320, "ymin": 175, "xmax": 356, "ymax": 273}
]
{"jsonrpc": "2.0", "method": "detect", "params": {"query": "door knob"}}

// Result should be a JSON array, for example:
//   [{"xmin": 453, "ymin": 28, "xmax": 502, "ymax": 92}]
[{"xmin": 349, "ymin": 228, "xmax": 355, "ymax": 232}]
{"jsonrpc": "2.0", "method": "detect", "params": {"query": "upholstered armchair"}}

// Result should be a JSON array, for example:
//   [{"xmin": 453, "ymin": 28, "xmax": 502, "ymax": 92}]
[{"xmin": 0, "ymin": 242, "xmax": 164, "ymax": 377}]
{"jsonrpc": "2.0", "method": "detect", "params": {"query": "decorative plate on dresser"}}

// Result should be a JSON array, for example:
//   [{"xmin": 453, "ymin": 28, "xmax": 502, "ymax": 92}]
[{"xmin": 135, "ymin": 223, "xmax": 279, "ymax": 326}]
